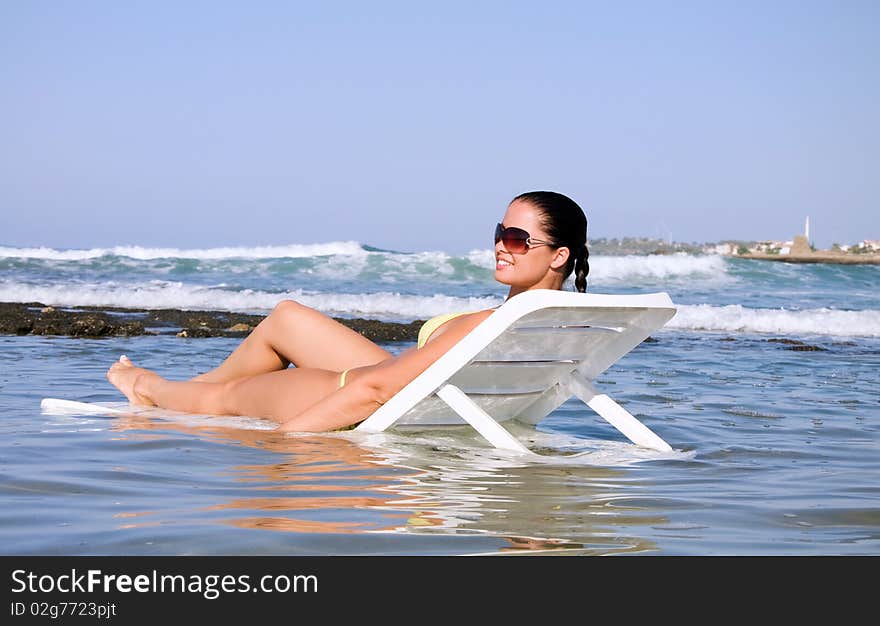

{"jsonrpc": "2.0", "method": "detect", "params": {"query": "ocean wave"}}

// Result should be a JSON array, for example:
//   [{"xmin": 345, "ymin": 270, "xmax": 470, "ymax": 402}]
[
  {"xmin": 670, "ymin": 304, "xmax": 880, "ymax": 338},
  {"xmin": 2, "ymin": 279, "xmax": 878, "ymax": 337},
  {"xmin": 0, "ymin": 281, "xmax": 500, "ymax": 319},
  {"xmin": 467, "ymin": 250, "xmax": 730, "ymax": 284},
  {"xmin": 2, "ymin": 243, "xmax": 733, "ymax": 289},
  {"xmin": 0, "ymin": 242, "xmax": 368, "ymax": 260},
  {"xmin": 590, "ymin": 254, "xmax": 729, "ymax": 283}
]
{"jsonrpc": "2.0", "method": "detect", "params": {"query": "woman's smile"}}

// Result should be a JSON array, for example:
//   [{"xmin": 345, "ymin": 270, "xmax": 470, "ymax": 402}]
[{"xmin": 496, "ymin": 257, "xmax": 514, "ymax": 270}]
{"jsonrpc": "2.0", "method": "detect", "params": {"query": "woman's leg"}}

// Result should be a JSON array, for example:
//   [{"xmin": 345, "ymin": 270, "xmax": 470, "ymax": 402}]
[
  {"xmin": 192, "ymin": 300, "xmax": 392, "ymax": 383},
  {"xmin": 108, "ymin": 356, "xmax": 341, "ymax": 424}
]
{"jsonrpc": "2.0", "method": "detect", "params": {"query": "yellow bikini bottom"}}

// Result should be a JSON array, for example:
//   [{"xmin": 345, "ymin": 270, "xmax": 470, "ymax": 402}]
[{"xmin": 335, "ymin": 368, "xmax": 360, "ymax": 431}]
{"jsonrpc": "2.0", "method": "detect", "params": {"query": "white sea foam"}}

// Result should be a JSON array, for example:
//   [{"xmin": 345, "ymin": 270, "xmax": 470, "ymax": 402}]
[
  {"xmin": 669, "ymin": 304, "xmax": 880, "ymax": 338},
  {"xmin": 467, "ymin": 250, "xmax": 730, "ymax": 284},
  {"xmin": 3, "ymin": 243, "xmax": 731, "ymax": 286},
  {"xmin": 3, "ymin": 279, "xmax": 878, "ymax": 337},
  {"xmin": 589, "ymin": 254, "xmax": 728, "ymax": 283},
  {"xmin": 379, "ymin": 250, "xmax": 459, "ymax": 277},
  {"xmin": 0, "ymin": 242, "xmax": 367, "ymax": 260},
  {"xmin": 310, "ymin": 249, "xmax": 461, "ymax": 282},
  {"xmin": 0, "ymin": 281, "xmax": 500, "ymax": 319}
]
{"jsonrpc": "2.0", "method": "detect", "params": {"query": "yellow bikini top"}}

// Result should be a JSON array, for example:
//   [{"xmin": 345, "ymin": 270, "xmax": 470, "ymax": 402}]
[{"xmin": 417, "ymin": 311, "xmax": 474, "ymax": 349}]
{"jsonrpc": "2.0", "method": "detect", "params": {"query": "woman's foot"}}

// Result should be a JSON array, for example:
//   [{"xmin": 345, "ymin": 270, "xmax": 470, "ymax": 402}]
[{"xmin": 106, "ymin": 355, "xmax": 158, "ymax": 406}]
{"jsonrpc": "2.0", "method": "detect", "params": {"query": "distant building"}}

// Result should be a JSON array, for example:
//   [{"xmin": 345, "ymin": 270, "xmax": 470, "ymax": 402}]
[
  {"xmin": 750, "ymin": 240, "xmax": 793, "ymax": 255},
  {"xmin": 790, "ymin": 235, "xmax": 811, "ymax": 256},
  {"xmin": 706, "ymin": 243, "xmax": 734, "ymax": 255}
]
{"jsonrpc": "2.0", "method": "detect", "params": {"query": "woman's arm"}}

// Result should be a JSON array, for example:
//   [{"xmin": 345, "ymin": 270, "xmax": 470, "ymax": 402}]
[
  {"xmin": 277, "ymin": 309, "xmax": 495, "ymax": 432},
  {"xmin": 275, "ymin": 376, "xmax": 385, "ymax": 432}
]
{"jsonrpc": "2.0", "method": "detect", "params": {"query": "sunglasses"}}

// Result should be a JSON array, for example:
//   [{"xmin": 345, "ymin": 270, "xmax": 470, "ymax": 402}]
[{"xmin": 494, "ymin": 223, "xmax": 554, "ymax": 254}]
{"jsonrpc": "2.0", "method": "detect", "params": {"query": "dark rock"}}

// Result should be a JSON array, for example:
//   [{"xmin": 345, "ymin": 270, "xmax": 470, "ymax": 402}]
[
  {"xmin": 0, "ymin": 301, "xmax": 421, "ymax": 343},
  {"xmin": 766, "ymin": 337, "xmax": 825, "ymax": 351},
  {"xmin": 0, "ymin": 306, "xmax": 35, "ymax": 335},
  {"xmin": 146, "ymin": 309, "xmax": 265, "ymax": 330},
  {"xmin": 340, "ymin": 317, "xmax": 422, "ymax": 343},
  {"xmin": 115, "ymin": 322, "xmax": 145, "ymax": 336},
  {"xmin": 70, "ymin": 315, "xmax": 114, "ymax": 337},
  {"xmin": 32, "ymin": 312, "xmax": 72, "ymax": 335},
  {"xmin": 176, "ymin": 327, "xmax": 216, "ymax": 338},
  {"xmin": 767, "ymin": 338, "xmax": 806, "ymax": 346}
]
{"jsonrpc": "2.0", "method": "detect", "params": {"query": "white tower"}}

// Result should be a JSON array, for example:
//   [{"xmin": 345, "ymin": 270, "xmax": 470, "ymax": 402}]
[{"xmin": 805, "ymin": 216, "xmax": 810, "ymax": 242}]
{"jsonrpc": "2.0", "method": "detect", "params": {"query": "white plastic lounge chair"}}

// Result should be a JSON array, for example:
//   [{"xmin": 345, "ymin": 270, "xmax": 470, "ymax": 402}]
[{"xmin": 356, "ymin": 289, "xmax": 677, "ymax": 453}]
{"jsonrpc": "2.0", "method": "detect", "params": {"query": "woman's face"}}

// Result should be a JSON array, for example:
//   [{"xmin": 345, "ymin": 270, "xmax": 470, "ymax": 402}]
[{"xmin": 494, "ymin": 200, "xmax": 567, "ymax": 291}]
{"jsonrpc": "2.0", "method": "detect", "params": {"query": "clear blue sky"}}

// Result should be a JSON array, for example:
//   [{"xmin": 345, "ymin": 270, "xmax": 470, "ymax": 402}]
[{"xmin": 1, "ymin": 1, "xmax": 877, "ymax": 253}]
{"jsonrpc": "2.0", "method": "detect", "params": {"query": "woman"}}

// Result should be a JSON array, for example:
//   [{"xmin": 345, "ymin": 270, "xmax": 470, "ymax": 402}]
[{"xmin": 107, "ymin": 191, "xmax": 590, "ymax": 432}]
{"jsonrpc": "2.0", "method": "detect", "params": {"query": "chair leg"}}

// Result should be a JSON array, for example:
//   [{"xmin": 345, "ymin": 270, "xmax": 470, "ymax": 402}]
[
  {"xmin": 435, "ymin": 385, "xmax": 531, "ymax": 453},
  {"xmin": 567, "ymin": 373, "xmax": 672, "ymax": 452},
  {"xmin": 511, "ymin": 382, "xmax": 571, "ymax": 425}
]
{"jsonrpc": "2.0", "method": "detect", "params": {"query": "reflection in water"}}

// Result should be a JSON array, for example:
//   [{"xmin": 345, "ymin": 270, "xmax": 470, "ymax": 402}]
[{"xmin": 109, "ymin": 410, "xmax": 670, "ymax": 554}]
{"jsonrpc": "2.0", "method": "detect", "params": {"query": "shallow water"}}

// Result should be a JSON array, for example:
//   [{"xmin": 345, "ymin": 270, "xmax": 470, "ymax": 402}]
[
  {"xmin": 2, "ymin": 331, "xmax": 878, "ymax": 555},
  {"xmin": 3, "ymin": 245, "xmax": 878, "ymax": 554}
]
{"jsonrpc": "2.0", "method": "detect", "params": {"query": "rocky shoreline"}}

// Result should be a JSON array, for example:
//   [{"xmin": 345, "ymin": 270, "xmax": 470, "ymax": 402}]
[
  {"xmin": 732, "ymin": 252, "xmax": 880, "ymax": 265},
  {"xmin": 0, "ymin": 301, "xmax": 840, "ymax": 353},
  {"xmin": 0, "ymin": 302, "xmax": 423, "ymax": 342}
]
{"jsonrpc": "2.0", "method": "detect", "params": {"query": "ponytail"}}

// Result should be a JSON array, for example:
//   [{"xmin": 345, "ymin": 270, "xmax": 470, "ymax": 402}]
[{"xmin": 574, "ymin": 243, "xmax": 589, "ymax": 293}]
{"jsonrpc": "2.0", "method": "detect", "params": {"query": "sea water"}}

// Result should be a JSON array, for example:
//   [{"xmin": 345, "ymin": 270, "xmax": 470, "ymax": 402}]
[{"xmin": 1, "ymin": 243, "xmax": 878, "ymax": 554}]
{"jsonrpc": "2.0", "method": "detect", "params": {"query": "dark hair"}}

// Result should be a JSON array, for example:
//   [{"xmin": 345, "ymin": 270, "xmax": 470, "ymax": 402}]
[{"xmin": 512, "ymin": 191, "xmax": 589, "ymax": 292}]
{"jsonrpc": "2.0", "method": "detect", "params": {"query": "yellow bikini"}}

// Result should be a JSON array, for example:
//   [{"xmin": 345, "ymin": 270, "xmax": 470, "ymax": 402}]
[
  {"xmin": 337, "ymin": 311, "xmax": 473, "ymax": 390},
  {"xmin": 416, "ymin": 311, "xmax": 474, "ymax": 349},
  {"xmin": 339, "ymin": 368, "xmax": 351, "ymax": 388},
  {"xmin": 335, "ymin": 368, "xmax": 357, "ymax": 431}
]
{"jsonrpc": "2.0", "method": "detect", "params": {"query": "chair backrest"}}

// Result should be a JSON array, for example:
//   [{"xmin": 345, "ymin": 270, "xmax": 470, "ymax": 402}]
[{"xmin": 359, "ymin": 289, "xmax": 676, "ymax": 429}]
